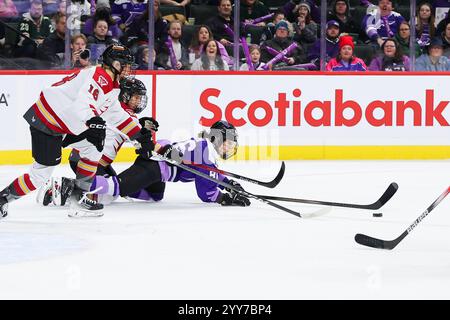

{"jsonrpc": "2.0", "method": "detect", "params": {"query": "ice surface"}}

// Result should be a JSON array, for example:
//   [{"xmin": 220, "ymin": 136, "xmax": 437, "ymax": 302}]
[{"xmin": 0, "ymin": 160, "xmax": 449, "ymax": 299}]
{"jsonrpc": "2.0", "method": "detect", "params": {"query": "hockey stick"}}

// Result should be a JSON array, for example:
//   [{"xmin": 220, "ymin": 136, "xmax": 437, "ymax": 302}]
[
  {"xmin": 187, "ymin": 161, "xmax": 285, "ymax": 188},
  {"xmin": 152, "ymin": 152, "xmax": 302, "ymax": 218},
  {"xmin": 256, "ymin": 182, "xmax": 398, "ymax": 210},
  {"xmin": 355, "ymin": 186, "xmax": 450, "ymax": 250}
]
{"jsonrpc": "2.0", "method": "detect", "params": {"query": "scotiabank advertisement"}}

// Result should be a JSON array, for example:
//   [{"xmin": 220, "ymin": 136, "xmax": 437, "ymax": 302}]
[
  {"xmin": 0, "ymin": 72, "xmax": 449, "ymax": 160},
  {"xmin": 155, "ymin": 73, "xmax": 450, "ymax": 159}
]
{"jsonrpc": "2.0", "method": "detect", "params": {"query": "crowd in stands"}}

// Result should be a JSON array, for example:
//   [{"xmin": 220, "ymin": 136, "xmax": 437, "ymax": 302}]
[{"xmin": 0, "ymin": 0, "xmax": 449, "ymax": 71}]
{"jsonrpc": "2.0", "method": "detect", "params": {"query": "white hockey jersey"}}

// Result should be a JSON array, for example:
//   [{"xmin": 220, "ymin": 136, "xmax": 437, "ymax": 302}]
[
  {"xmin": 79, "ymin": 101, "xmax": 142, "ymax": 168},
  {"xmin": 31, "ymin": 66, "xmax": 120, "ymax": 135}
]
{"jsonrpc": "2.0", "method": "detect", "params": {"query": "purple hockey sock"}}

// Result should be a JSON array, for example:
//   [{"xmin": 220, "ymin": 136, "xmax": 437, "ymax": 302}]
[{"xmin": 90, "ymin": 176, "xmax": 120, "ymax": 196}]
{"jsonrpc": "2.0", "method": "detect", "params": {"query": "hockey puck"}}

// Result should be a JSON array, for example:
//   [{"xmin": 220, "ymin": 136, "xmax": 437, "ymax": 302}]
[{"xmin": 373, "ymin": 212, "xmax": 383, "ymax": 217}]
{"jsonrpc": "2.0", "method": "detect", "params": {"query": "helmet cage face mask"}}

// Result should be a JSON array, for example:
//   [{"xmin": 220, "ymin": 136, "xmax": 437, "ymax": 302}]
[
  {"xmin": 119, "ymin": 77, "xmax": 148, "ymax": 114},
  {"xmin": 209, "ymin": 128, "xmax": 238, "ymax": 160}
]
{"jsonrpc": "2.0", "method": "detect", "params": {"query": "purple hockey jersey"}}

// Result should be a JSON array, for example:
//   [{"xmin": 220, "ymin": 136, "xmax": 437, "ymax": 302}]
[
  {"xmin": 157, "ymin": 138, "xmax": 229, "ymax": 203},
  {"xmin": 363, "ymin": 10, "xmax": 405, "ymax": 41}
]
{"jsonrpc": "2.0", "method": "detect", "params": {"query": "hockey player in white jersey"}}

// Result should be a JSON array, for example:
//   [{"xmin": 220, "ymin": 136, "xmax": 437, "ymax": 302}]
[
  {"xmin": 37, "ymin": 77, "xmax": 158, "ymax": 216},
  {"xmin": 0, "ymin": 44, "xmax": 140, "ymax": 220}
]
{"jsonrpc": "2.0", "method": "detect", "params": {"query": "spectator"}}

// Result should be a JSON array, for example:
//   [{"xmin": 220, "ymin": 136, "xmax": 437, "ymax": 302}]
[
  {"xmin": 206, "ymin": 0, "xmax": 234, "ymax": 47},
  {"xmin": 363, "ymin": 0, "xmax": 405, "ymax": 47},
  {"xmin": 70, "ymin": 33, "xmax": 90, "ymax": 68},
  {"xmin": 239, "ymin": 44, "xmax": 266, "ymax": 70},
  {"xmin": 415, "ymin": 37, "xmax": 450, "ymax": 71},
  {"xmin": 395, "ymin": 21, "xmax": 422, "ymax": 58},
  {"xmin": 260, "ymin": 9, "xmax": 285, "ymax": 43},
  {"xmin": 14, "ymin": 0, "xmax": 53, "ymax": 58},
  {"xmin": 441, "ymin": 21, "xmax": 450, "ymax": 57},
  {"xmin": 292, "ymin": 1, "xmax": 318, "ymax": 45},
  {"xmin": 57, "ymin": 0, "xmax": 66, "ymax": 15},
  {"xmin": 327, "ymin": 0, "xmax": 360, "ymax": 36},
  {"xmin": 240, "ymin": 0, "xmax": 270, "ymax": 26},
  {"xmin": 156, "ymin": 20, "xmax": 189, "ymax": 69},
  {"xmin": 190, "ymin": 39, "xmax": 229, "ymax": 70},
  {"xmin": 136, "ymin": 46, "xmax": 166, "ymax": 69},
  {"xmin": 111, "ymin": 0, "xmax": 147, "ymax": 30},
  {"xmin": 436, "ymin": 8, "xmax": 449, "ymax": 35},
  {"xmin": 87, "ymin": 19, "xmax": 116, "ymax": 46},
  {"xmin": 43, "ymin": 0, "xmax": 59, "ymax": 16},
  {"xmin": 369, "ymin": 38, "xmax": 410, "ymax": 71},
  {"xmin": 84, "ymin": 3, "xmax": 121, "ymax": 39},
  {"xmin": 283, "ymin": 0, "xmax": 320, "ymax": 24},
  {"xmin": 0, "ymin": 0, "xmax": 18, "ymax": 18},
  {"xmin": 261, "ymin": 20, "xmax": 306, "ymax": 68},
  {"xmin": 37, "ymin": 12, "xmax": 66, "ymax": 67},
  {"xmin": 67, "ymin": 0, "xmax": 91, "ymax": 35},
  {"xmin": 188, "ymin": 24, "xmax": 232, "ymax": 65},
  {"xmin": 416, "ymin": 2, "xmax": 436, "ymax": 48},
  {"xmin": 326, "ymin": 35, "xmax": 368, "ymax": 71},
  {"xmin": 308, "ymin": 20, "xmax": 340, "ymax": 68},
  {"xmin": 125, "ymin": 0, "xmax": 168, "ymax": 51}
]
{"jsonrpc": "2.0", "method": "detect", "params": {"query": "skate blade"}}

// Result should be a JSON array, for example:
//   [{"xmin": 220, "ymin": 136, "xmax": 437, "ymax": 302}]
[{"xmin": 68, "ymin": 208, "xmax": 104, "ymax": 218}]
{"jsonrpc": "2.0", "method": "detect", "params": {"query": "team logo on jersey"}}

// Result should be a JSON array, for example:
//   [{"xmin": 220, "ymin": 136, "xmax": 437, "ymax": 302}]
[{"xmin": 98, "ymin": 76, "xmax": 109, "ymax": 87}]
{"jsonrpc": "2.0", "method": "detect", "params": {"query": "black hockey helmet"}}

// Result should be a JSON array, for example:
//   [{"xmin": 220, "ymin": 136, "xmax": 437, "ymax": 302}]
[
  {"xmin": 119, "ymin": 77, "xmax": 148, "ymax": 114},
  {"xmin": 102, "ymin": 43, "xmax": 134, "ymax": 77},
  {"xmin": 208, "ymin": 120, "xmax": 238, "ymax": 160}
]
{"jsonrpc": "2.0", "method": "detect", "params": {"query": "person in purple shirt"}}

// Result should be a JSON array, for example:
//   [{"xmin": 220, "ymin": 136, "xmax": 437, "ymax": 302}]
[
  {"xmin": 111, "ymin": 0, "xmax": 147, "ymax": 29},
  {"xmin": 362, "ymin": 0, "xmax": 405, "ymax": 47},
  {"xmin": 308, "ymin": 20, "xmax": 340, "ymax": 68},
  {"xmin": 89, "ymin": 120, "xmax": 251, "ymax": 207}
]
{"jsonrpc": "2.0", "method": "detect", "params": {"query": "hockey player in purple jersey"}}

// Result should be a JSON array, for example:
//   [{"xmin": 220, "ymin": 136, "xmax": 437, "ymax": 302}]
[{"xmin": 90, "ymin": 120, "xmax": 251, "ymax": 207}]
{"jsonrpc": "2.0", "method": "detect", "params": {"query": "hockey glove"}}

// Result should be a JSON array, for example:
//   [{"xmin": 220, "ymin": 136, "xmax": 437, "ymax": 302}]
[
  {"xmin": 158, "ymin": 144, "xmax": 184, "ymax": 164},
  {"xmin": 218, "ymin": 192, "xmax": 251, "ymax": 207},
  {"xmin": 135, "ymin": 131, "xmax": 155, "ymax": 160},
  {"xmin": 225, "ymin": 179, "xmax": 245, "ymax": 193},
  {"xmin": 139, "ymin": 117, "xmax": 159, "ymax": 133},
  {"xmin": 85, "ymin": 116, "xmax": 106, "ymax": 152}
]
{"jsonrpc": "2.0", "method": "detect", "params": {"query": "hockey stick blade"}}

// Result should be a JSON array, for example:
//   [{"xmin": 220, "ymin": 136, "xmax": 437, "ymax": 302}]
[
  {"xmin": 257, "ymin": 182, "xmax": 398, "ymax": 210},
  {"xmin": 355, "ymin": 186, "xmax": 450, "ymax": 250},
  {"xmin": 152, "ymin": 152, "xmax": 302, "ymax": 218},
  {"xmin": 190, "ymin": 161, "xmax": 285, "ymax": 188}
]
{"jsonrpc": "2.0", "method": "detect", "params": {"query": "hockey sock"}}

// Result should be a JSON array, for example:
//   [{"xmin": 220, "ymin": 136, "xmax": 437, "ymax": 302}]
[{"xmin": 90, "ymin": 176, "xmax": 120, "ymax": 197}]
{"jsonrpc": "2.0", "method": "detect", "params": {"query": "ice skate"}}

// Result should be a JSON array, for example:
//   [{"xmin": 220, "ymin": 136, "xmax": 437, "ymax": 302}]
[
  {"xmin": 68, "ymin": 188, "xmax": 104, "ymax": 218},
  {"xmin": 52, "ymin": 177, "xmax": 75, "ymax": 206},
  {"xmin": 36, "ymin": 179, "xmax": 53, "ymax": 206}
]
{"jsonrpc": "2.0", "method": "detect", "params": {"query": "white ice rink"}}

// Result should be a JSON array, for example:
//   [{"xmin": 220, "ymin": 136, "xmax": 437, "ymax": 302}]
[{"xmin": 0, "ymin": 160, "xmax": 449, "ymax": 300}]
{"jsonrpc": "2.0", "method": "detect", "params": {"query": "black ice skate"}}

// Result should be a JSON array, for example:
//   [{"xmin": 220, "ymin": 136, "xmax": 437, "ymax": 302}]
[
  {"xmin": 0, "ymin": 195, "xmax": 8, "ymax": 219},
  {"xmin": 0, "ymin": 191, "xmax": 8, "ymax": 219},
  {"xmin": 68, "ymin": 188, "xmax": 104, "ymax": 218},
  {"xmin": 52, "ymin": 177, "xmax": 75, "ymax": 206}
]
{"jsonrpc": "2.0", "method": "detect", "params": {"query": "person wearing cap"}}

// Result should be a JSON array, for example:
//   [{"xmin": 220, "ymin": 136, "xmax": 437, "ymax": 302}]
[
  {"xmin": 326, "ymin": 35, "xmax": 368, "ymax": 71},
  {"xmin": 292, "ymin": 1, "xmax": 317, "ymax": 44},
  {"xmin": 283, "ymin": 0, "xmax": 320, "ymax": 24},
  {"xmin": 362, "ymin": 0, "xmax": 405, "ymax": 47},
  {"xmin": 261, "ymin": 20, "xmax": 306, "ymax": 68},
  {"xmin": 415, "ymin": 36, "xmax": 450, "ymax": 71},
  {"xmin": 327, "ymin": 0, "xmax": 360, "ymax": 35},
  {"xmin": 308, "ymin": 20, "xmax": 341, "ymax": 68}
]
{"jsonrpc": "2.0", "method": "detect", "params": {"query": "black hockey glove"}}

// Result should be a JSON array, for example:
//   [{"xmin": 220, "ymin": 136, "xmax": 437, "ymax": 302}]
[
  {"xmin": 158, "ymin": 144, "xmax": 184, "ymax": 163},
  {"xmin": 85, "ymin": 116, "xmax": 106, "ymax": 152},
  {"xmin": 135, "ymin": 131, "xmax": 155, "ymax": 160},
  {"xmin": 225, "ymin": 179, "xmax": 245, "ymax": 193},
  {"xmin": 218, "ymin": 192, "xmax": 251, "ymax": 207},
  {"xmin": 139, "ymin": 117, "xmax": 159, "ymax": 133}
]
